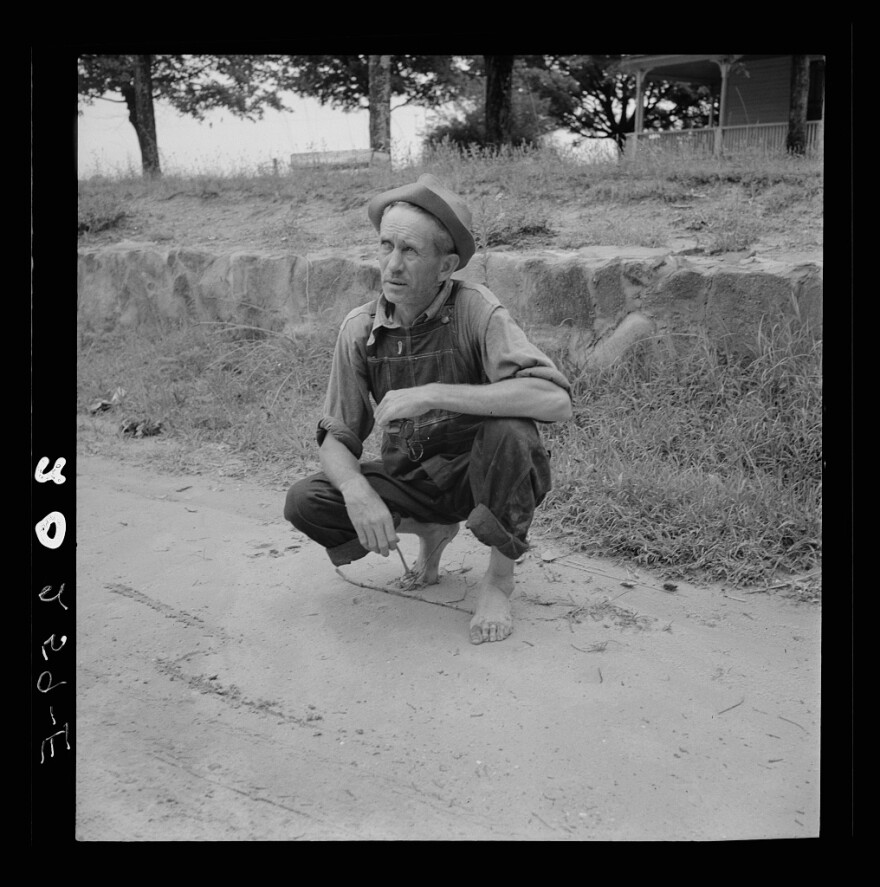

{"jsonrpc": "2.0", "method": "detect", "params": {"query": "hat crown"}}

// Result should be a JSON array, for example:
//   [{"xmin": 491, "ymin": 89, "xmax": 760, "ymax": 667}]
[
  {"xmin": 416, "ymin": 174, "xmax": 473, "ymax": 228},
  {"xmin": 367, "ymin": 174, "xmax": 476, "ymax": 269}
]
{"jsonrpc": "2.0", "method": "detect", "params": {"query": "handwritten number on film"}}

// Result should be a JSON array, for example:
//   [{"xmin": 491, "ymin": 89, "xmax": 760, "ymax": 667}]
[{"xmin": 35, "ymin": 457, "xmax": 70, "ymax": 763}]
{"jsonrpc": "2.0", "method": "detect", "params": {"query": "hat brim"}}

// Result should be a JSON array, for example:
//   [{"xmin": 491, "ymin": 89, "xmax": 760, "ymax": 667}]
[{"xmin": 368, "ymin": 181, "xmax": 476, "ymax": 269}]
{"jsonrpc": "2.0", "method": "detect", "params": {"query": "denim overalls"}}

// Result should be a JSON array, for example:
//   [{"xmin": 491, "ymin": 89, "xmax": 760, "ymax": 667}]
[{"xmin": 367, "ymin": 283, "xmax": 485, "ymax": 489}]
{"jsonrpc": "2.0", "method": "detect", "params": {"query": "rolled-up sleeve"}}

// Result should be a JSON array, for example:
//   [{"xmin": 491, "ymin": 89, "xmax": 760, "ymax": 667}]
[
  {"xmin": 482, "ymin": 305, "xmax": 572, "ymax": 393},
  {"xmin": 316, "ymin": 309, "xmax": 375, "ymax": 458}
]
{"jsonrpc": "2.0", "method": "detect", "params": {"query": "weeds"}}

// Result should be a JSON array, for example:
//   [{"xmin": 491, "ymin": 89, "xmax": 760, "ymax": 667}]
[
  {"xmin": 79, "ymin": 142, "xmax": 821, "ymax": 257},
  {"xmin": 537, "ymin": 321, "xmax": 821, "ymax": 587},
  {"xmin": 77, "ymin": 319, "xmax": 338, "ymax": 478},
  {"xmin": 77, "ymin": 187, "xmax": 128, "ymax": 234},
  {"xmin": 78, "ymin": 311, "xmax": 821, "ymax": 591}
]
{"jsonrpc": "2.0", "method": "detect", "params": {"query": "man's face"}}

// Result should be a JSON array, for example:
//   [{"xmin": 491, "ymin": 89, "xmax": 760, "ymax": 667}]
[{"xmin": 378, "ymin": 205, "xmax": 458, "ymax": 318}]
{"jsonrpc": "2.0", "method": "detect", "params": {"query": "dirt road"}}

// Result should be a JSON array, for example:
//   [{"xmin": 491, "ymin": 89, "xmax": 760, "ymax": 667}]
[{"xmin": 75, "ymin": 453, "xmax": 820, "ymax": 841}]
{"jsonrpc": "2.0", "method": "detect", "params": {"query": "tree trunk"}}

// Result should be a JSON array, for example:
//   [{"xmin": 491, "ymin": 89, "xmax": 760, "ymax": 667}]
[
  {"xmin": 786, "ymin": 54, "xmax": 810, "ymax": 155},
  {"xmin": 131, "ymin": 54, "xmax": 161, "ymax": 177},
  {"xmin": 368, "ymin": 55, "xmax": 392, "ymax": 155},
  {"xmin": 484, "ymin": 55, "xmax": 514, "ymax": 148}
]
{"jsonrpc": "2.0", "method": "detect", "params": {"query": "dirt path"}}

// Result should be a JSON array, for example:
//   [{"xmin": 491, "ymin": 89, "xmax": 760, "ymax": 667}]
[{"xmin": 75, "ymin": 453, "xmax": 820, "ymax": 841}]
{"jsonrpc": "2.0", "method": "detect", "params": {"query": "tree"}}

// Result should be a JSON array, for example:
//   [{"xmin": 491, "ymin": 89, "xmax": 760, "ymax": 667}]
[
  {"xmin": 786, "ymin": 55, "xmax": 810, "ymax": 155},
  {"xmin": 368, "ymin": 55, "xmax": 391, "ymax": 154},
  {"xmin": 131, "ymin": 55, "xmax": 160, "ymax": 176},
  {"xmin": 423, "ymin": 58, "xmax": 557, "ymax": 150},
  {"xmin": 284, "ymin": 54, "xmax": 467, "ymax": 157},
  {"xmin": 484, "ymin": 56, "xmax": 515, "ymax": 146},
  {"xmin": 78, "ymin": 54, "xmax": 293, "ymax": 177},
  {"xmin": 523, "ymin": 55, "xmax": 716, "ymax": 152}
]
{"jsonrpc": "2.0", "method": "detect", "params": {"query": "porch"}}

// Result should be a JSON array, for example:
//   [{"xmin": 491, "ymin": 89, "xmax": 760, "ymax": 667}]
[
  {"xmin": 624, "ymin": 120, "xmax": 824, "ymax": 158},
  {"xmin": 618, "ymin": 54, "xmax": 824, "ymax": 159}
]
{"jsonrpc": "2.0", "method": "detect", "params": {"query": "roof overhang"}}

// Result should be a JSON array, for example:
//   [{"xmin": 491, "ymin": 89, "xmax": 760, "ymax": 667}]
[{"xmin": 616, "ymin": 54, "xmax": 744, "ymax": 85}]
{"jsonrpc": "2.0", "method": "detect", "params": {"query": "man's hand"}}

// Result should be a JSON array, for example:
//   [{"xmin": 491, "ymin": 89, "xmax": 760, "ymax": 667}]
[
  {"xmin": 339, "ymin": 475, "xmax": 399, "ymax": 557},
  {"xmin": 373, "ymin": 386, "xmax": 434, "ymax": 431}
]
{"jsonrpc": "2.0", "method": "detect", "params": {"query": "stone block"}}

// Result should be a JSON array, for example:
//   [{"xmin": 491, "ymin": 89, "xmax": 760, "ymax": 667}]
[
  {"xmin": 704, "ymin": 268, "xmax": 796, "ymax": 341},
  {"xmin": 454, "ymin": 251, "xmax": 488, "ymax": 289},
  {"xmin": 77, "ymin": 243, "xmax": 174, "ymax": 328},
  {"xmin": 642, "ymin": 266, "xmax": 708, "ymax": 329},
  {"xmin": 520, "ymin": 255, "xmax": 594, "ymax": 327},
  {"xmin": 293, "ymin": 253, "xmax": 381, "ymax": 324},
  {"xmin": 590, "ymin": 259, "xmax": 626, "ymax": 320},
  {"xmin": 482, "ymin": 252, "xmax": 529, "ymax": 316},
  {"xmin": 792, "ymin": 267, "xmax": 824, "ymax": 333}
]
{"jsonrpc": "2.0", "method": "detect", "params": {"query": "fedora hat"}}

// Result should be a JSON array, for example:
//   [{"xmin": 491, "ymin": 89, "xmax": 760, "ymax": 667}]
[{"xmin": 367, "ymin": 173, "xmax": 476, "ymax": 269}]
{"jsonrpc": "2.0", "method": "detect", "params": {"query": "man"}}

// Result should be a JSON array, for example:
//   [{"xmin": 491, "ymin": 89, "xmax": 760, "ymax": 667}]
[{"xmin": 285, "ymin": 174, "xmax": 572, "ymax": 644}]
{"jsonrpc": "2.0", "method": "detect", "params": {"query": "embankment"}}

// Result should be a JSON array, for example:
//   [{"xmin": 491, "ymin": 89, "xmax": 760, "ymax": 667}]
[{"xmin": 77, "ymin": 243, "xmax": 822, "ymax": 367}]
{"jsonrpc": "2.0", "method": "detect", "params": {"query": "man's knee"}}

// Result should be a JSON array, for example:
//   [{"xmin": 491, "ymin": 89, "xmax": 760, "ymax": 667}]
[
  {"xmin": 477, "ymin": 418, "xmax": 545, "ymax": 460},
  {"xmin": 471, "ymin": 418, "xmax": 551, "ymax": 501},
  {"xmin": 283, "ymin": 475, "xmax": 325, "ymax": 531}
]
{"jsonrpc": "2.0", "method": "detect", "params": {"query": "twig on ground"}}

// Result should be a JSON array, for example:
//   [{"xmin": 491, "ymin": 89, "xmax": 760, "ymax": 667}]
[
  {"xmin": 559, "ymin": 556, "xmax": 669, "ymax": 593},
  {"xmin": 571, "ymin": 642, "xmax": 608, "ymax": 653},
  {"xmin": 530, "ymin": 812, "xmax": 556, "ymax": 831},
  {"xmin": 716, "ymin": 696, "xmax": 745, "ymax": 715},
  {"xmin": 335, "ymin": 568, "xmax": 470, "ymax": 613},
  {"xmin": 778, "ymin": 715, "xmax": 808, "ymax": 733},
  {"xmin": 744, "ymin": 570, "xmax": 821, "ymax": 594}
]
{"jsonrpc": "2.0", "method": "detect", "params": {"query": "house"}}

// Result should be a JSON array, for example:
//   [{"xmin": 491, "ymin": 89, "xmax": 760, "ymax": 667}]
[{"xmin": 616, "ymin": 55, "xmax": 825, "ymax": 157}]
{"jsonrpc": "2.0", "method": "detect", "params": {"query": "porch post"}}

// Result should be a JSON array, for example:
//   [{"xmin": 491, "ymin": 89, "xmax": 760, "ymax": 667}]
[
  {"xmin": 632, "ymin": 68, "xmax": 645, "ymax": 157},
  {"xmin": 715, "ymin": 60, "xmax": 731, "ymax": 156}
]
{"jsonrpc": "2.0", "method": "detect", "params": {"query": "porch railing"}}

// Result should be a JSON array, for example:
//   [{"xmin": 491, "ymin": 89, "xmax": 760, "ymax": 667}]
[{"xmin": 625, "ymin": 121, "xmax": 823, "ymax": 158}]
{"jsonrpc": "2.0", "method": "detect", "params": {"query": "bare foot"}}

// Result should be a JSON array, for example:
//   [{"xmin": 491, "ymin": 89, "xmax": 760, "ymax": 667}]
[
  {"xmin": 469, "ymin": 549, "xmax": 515, "ymax": 644},
  {"xmin": 395, "ymin": 520, "xmax": 459, "ymax": 589}
]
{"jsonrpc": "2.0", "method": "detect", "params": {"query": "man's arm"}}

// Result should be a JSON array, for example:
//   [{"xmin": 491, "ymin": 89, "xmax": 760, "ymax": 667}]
[
  {"xmin": 319, "ymin": 433, "xmax": 399, "ymax": 557},
  {"xmin": 373, "ymin": 376, "xmax": 572, "ymax": 430}
]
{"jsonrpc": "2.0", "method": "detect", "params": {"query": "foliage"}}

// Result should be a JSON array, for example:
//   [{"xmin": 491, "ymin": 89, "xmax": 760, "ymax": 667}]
[
  {"xmin": 77, "ymin": 184, "xmax": 128, "ymax": 234},
  {"xmin": 522, "ymin": 55, "xmax": 717, "ymax": 151},
  {"xmin": 79, "ymin": 54, "xmax": 295, "ymax": 176},
  {"xmin": 78, "ymin": 54, "xmax": 292, "ymax": 120},
  {"xmin": 423, "ymin": 60, "xmax": 558, "ymax": 150},
  {"xmin": 282, "ymin": 55, "xmax": 465, "ymax": 111}
]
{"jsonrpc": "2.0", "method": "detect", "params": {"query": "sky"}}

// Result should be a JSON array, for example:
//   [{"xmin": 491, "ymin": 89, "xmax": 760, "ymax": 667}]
[
  {"xmin": 77, "ymin": 89, "xmax": 615, "ymax": 179},
  {"xmin": 77, "ymin": 91, "xmax": 437, "ymax": 178}
]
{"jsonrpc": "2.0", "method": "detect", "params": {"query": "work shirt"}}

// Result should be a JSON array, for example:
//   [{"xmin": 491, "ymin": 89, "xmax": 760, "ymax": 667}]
[{"xmin": 316, "ymin": 277, "xmax": 571, "ymax": 468}]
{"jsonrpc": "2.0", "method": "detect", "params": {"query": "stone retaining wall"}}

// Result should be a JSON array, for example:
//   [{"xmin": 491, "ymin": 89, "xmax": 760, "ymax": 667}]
[{"xmin": 77, "ymin": 242, "xmax": 822, "ymax": 367}]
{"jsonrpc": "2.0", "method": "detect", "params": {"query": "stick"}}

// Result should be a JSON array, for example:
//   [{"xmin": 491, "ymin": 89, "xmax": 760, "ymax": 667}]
[
  {"xmin": 778, "ymin": 715, "xmax": 808, "ymax": 733},
  {"xmin": 530, "ymin": 812, "xmax": 556, "ymax": 831},
  {"xmin": 744, "ymin": 570, "xmax": 821, "ymax": 594},
  {"xmin": 560, "ymin": 556, "xmax": 670, "ymax": 593},
  {"xmin": 335, "ymin": 568, "xmax": 470, "ymax": 613},
  {"xmin": 395, "ymin": 546, "xmax": 411, "ymax": 575},
  {"xmin": 716, "ymin": 696, "xmax": 745, "ymax": 715}
]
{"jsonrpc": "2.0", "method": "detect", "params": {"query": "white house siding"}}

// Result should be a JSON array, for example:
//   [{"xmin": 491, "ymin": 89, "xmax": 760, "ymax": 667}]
[{"xmin": 725, "ymin": 56, "xmax": 792, "ymax": 126}]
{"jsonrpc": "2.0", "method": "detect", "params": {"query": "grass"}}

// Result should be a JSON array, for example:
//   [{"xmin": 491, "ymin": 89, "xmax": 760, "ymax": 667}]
[
  {"xmin": 77, "ymin": 144, "xmax": 822, "ymax": 593},
  {"xmin": 537, "ymin": 320, "xmax": 821, "ymax": 588},
  {"xmin": 77, "ymin": 312, "xmax": 822, "ymax": 592},
  {"xmin": 78, "ymin": 139, "xmax": 823, "ymax": 256},
  {"xmin": 77, "ymin": 319, "xmax": 338, "ymax": 479}
]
